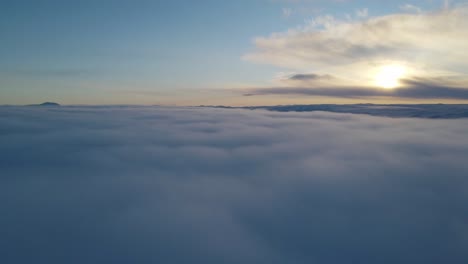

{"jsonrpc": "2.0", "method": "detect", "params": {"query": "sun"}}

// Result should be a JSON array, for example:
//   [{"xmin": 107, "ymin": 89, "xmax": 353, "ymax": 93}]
[{"xmin": 374, "ymin": 64, "xmax": 407, "ymax": 89}]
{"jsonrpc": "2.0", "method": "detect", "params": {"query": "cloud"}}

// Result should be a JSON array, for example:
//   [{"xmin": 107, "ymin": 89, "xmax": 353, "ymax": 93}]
[
  {"xmin": 244, "ymin": 6, "xmax": 468, "ymax": 83},
  {"xmin": 235, "ymin": 104, "xmax": 468, "ymax": 119},
  {"xmin": 288, "ymin": 73, "xmax": 334, "ymax": 81},
  {"xmin": 241, "ymin": 4, "xmax": 468, "ymax": 102},
  {"xmin": 3, "ymin": 68, "xmax": 97, "ymax": 78},
  {"xmin": 399, "ymin": 4, "xmax": 423, "ymax": 13},
  {"xmin": 245, "ymin": 77, "xmax": 468, "ymax": 99},
  {"xmin": 1, "ymin": 106, "xmax": 468, "ymax": 264},
  {"xmin": 355, "ymin": 8, "xmax": 369, "ymax": 18}
]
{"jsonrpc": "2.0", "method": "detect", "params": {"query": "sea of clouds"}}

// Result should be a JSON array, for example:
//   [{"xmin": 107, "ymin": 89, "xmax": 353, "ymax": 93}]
[{"xmin": 1, "ymin": 106, "xmax": 468, "ymax": 264}]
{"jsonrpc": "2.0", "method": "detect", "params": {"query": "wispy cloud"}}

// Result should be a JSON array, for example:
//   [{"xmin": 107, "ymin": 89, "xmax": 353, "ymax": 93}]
[
  {"xmin": 3, "ymin": 68, "xmax": 97, "ymax": 78},
  {"xmin": 399, "ymin": 4, "xmax": 423, "ymax": 13},
  {"xmin": 355, "ymin": 8, "xmax": 369, "ymax": 18},
  {"xmin": 282, "ymin": 7, "xmax": 293, "ymax": 18},
  {"xmin": 246, "ymin": 6, "xmax": 468, "ymax": 69}
]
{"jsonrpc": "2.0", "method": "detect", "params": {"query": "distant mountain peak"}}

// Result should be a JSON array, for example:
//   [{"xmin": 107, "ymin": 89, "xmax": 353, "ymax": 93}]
[
  {"xmin": 27, "ymin": 102, "xmax": 61, "ymax": 107},
  {"xmin": 40, "ymin": 102, "xmax": 60, "ymax": 106}
]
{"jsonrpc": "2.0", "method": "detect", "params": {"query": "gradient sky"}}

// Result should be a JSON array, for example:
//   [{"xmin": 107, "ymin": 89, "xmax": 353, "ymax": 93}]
[{"xmin": 1, "ymin": 0, "xmax": 467, "ymax": 105}]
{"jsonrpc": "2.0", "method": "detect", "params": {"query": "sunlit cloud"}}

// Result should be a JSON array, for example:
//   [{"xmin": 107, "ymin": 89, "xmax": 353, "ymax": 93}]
[{"xmin": 244, "ymin": 4, "xmax": 468, "ymax": 99}]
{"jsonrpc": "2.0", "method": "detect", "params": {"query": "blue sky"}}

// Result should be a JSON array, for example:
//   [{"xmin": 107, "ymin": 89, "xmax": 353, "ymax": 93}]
[{"xmin": 1, "ymin": 0, "xmax": 467, "ymax": 105}]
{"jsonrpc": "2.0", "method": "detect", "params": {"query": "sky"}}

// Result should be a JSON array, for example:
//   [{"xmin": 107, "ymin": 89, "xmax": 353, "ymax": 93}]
[
  {"xmin": 2, "ymin": 2, "xmax": 468, "ymax": 261},
  {"xmin": 1, "ymin": 0, "xmax": 468, "ymax": 105}
]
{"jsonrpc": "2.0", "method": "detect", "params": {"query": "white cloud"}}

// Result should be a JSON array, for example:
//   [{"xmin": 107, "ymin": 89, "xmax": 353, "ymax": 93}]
[
  {"xmin": 1, "ymin": 106, "xmax": 468, "ymax": 263},
  {"xmin": 399, "ymin": 4, "xmax": 423, "ymax": 13},
  {"xmin": 355, "ymin": 8, "xmax": 369, "ymax": 18},
  {"xmin": 244, "ymin": 6, "xmax": 468, "ymax": 85}
]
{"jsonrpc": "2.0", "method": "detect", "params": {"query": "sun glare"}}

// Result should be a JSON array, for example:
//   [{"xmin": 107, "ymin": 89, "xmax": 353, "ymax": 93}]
[{"xmin": 374, "ymin": 64, "xmax": 407, "ymax": 89}]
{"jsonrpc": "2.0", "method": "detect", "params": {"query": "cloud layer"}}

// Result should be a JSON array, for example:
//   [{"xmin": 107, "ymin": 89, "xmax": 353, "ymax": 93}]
[
  {"xmin": 245, "ymin": 77, "xmax": 468, "ymax": 100},
  {"xmin": 1, "ymin": 106, "xmax": 468, "ymax": 264},
  {"xmin": 233, "ymin": 104, "xmax": 468, "ymax": 118}
]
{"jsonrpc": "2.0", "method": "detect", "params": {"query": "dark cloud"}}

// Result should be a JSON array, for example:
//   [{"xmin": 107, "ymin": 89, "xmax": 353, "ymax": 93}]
[
  {"xmin": 246, "ymin": 77, "xmax": 468, "ymax": 100},
  {"xmin": 237, "ymin": 104, "xmax": 468, "ymax": 118},
  {"xmin": 398, "ymin": 78, "xmax": 468, "ymax": 99},
  {"xmin": 288, "ymin": 73, "xmax": 334, "ymax": 81},
  {"xmin": 1, "ymin": 106, "xmax": 468, "ymax": 264}
]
